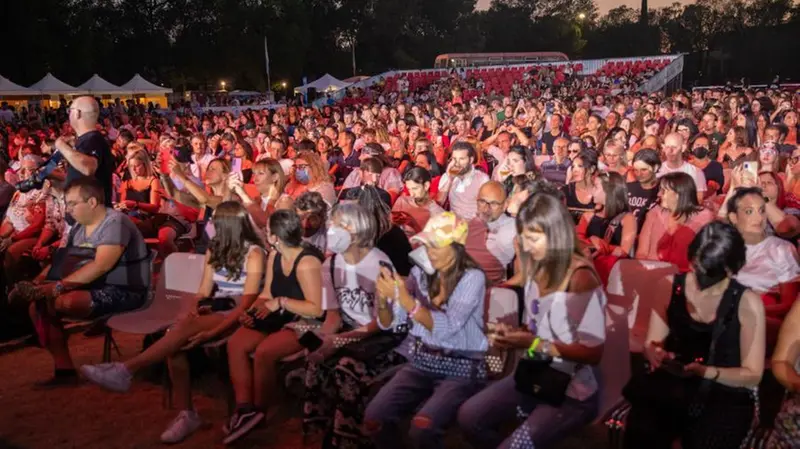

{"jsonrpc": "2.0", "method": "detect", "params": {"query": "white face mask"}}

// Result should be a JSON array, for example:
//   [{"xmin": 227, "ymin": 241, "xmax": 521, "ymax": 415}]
[
  {"xmin": 326, "ymin": 226, "xmax": 352, "ymax": 254},
  {"xmin": 409, "ymin": 246, "xmax": 435, "ymax": 275}
]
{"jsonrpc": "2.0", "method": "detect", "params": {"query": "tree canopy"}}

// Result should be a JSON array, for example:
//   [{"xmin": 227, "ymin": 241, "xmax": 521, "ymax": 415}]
[{"xmin": 0, "ymin": 0, "xmax": 797, "ymax": 90}]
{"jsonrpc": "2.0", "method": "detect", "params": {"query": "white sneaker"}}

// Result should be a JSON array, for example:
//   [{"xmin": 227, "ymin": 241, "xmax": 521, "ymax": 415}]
[
  {"xmin": 161, "ymin": 410, "xmax": 202, "ymax": 444},
  {"xmin": 79, "ymin": 362, "xmax": 132, "ymax": 393}
]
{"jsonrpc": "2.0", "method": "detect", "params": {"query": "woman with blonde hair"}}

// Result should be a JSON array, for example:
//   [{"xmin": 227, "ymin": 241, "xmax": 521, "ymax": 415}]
[
  {"xmin": 285, "ymin": 150, "xmax": 336, "ymax": 207},
  {"xmin": 230, "ymin": 158, "xmax": 293, "ymax": 229},
  {"xmin": 570, "ymin": 108, "xmax": 589, "ymax": 137}
]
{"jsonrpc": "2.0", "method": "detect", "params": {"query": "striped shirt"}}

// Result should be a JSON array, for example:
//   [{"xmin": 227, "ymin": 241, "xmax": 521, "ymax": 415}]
[{"xmin": 380, "ymin": 266, "xmax": 488, "ymax": 355}]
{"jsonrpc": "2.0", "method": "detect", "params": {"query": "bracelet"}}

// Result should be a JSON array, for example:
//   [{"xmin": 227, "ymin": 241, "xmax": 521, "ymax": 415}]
[
  {"xmin": 409, "ymin": 300, "xmax": 422, "ymax": 319},
  {"xmin": 527, "ymin": 337, "xmax": 541, "ymax": 358}
]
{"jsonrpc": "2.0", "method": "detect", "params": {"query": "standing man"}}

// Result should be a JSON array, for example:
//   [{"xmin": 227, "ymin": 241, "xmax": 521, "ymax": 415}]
[{"xmin": 56, "ymin": 95, "xmax": 114, "ymax": 207}]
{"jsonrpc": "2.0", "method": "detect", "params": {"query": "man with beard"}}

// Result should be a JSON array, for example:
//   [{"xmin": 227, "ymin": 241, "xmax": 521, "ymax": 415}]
[
  {"xmin": 294, "ymin": 191, "xmax": 328, "ymax": 255},
  {"xmin": 437, "ymin": 141, "xmax": 490, "ymax": 220},
  {"xmin": 391, "ymin": 167, "xmax": 444, "ymax": 237}
]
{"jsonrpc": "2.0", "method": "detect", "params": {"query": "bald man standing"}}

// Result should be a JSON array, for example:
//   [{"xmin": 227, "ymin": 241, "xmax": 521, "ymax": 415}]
[{"xmin": 55, "ymin": 95, "xmax": 114, "ymax": 206}]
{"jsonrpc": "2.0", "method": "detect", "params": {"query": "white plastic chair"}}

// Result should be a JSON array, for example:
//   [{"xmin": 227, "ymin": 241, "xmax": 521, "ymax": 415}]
[{"xmin": 106, "ymin": 252, "xmax": 205, "ymax": 336}]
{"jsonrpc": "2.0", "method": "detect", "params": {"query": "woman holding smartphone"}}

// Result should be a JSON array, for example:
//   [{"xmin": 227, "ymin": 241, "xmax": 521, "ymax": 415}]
[
  {"xmin": 80, "ymin": 201, "xmax": 266, "ymax": 444},
  {"xmin": 302, "ymin": 202, "xmax": 406, "ymax": 449},
  {"xmin": 224, "ymin": 209, "xmax": 323, "ymax": 444},
  {"xmin": 457, "ymin": 192, "xmax": 606, "ymax": 449}
]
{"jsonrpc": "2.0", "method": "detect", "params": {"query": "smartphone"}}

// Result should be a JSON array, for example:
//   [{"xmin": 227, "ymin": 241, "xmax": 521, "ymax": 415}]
[
  {"xmin": 742, "ymin": 161, "xmax": 758, "ymax": 183},
  {"xmin": 298, "ymin": 331, "xmax": 324, "ymax": 352},
  {"xmin": 660, "ymin": 358, "xmax": 689, "ymax": 377},
  {"xmin": 379, "ymin": 260, "xmax": 395, "ymax": 275}
]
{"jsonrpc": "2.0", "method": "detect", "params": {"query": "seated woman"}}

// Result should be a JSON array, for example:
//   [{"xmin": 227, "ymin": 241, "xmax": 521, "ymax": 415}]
[
  {"xmin": 770, "ymin": 301, "xmax": 800, "ymax": 447},
  {"xmin": 600, "ymin": 138, "xmax": 633, "ymax": 181},
  {"xmin": 623, "ymin": 222, "xmax": 765, "ymax": 449},
  {"xmin": 80, "ymin": 201, "xmax": 266, "ymax": 444},
  {"xmin": 229, "ymin": 158, "xmax": 292, "ymax": 229},
  {"xmin": 391, "ymin": 167, "xmax": 445, "ymax": 237},
  {"xmin": 413, "ymin": 150, "xmax": 442, "ymax": 198},
  {"xmin": 284, "ymin": 150, "xmax": 337, "ymax": 207},
  {"xmin": 458, "ymin": 192, "xmax": 606, "ymax": 449},
  {"xmin": 364, "ymin": 212, "xmax": 488, "ymax": 449},
  {"xmin": 340, "ymin": 185, "xmax": 413, "ymax": 276},
  {"xmin": 302, "ymin": 202, "xmax": 407, "ymax": 448},
  {"xmin": 636, "ymin": 172, "xmax": 715, "ymax": 272},
  {"xmin": 560, "ymin": 150, "xmax": 597, "ymax": 224},
  {"xmin": 723, "ymin": 186, "xmax": 800, "ymax": 317},
  {"xmin": 224, "ymin": 209, "xmax": 323, "ymax": 444},
  {"xmin": 295, "ymin": 191, "xmax": 329, "ymax": 254},
  {"xmin": 493, "ymin": 145, "xmax": 538, "ymax": 195},
  {"xmin": 118, "ymin": 149, "xmax": 192, "ymax": 259},
  {"xmin": 577, "ymin": 172, "xmax": 637, "ymax": 283},
  {"xmin": 230, "ymin": 138, "xmax": 255, "ymax": 183},
  {"xmin": 1, "ymin": 156, "xmax": 48, "ymax": 287},
  {"xmin": 757, "ymin": 170, "xmax": 800, "ymax": 239}
]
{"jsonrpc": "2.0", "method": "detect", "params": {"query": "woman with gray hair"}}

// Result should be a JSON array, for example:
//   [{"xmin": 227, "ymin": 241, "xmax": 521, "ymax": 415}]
[{"xmin": 302, "ymin": 201, "xmax": 406, "ymax": 448}]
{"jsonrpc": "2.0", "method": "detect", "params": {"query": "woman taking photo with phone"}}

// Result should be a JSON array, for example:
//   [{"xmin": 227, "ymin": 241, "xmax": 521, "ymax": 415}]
[
  {"xmin": 623, "ymin": 221, "xmax": 765, "ymax": 449},
  {"xmin": 80, "ymin": 201, "xmax": 266, "ymax": 444},
  {"xmin": 224, "ymin": 209, "xmax": 323, "ymax": 444},
  {"xmin": 457, "ymin": 192, "xmax": 606, "ymax": 449},
  {"xmin": 364, "ymin": 212, "xmax": 487, "ymax": 449}
]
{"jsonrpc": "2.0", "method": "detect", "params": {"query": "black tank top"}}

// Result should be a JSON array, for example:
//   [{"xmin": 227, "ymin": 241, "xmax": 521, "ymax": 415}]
[
  {"xmin": 586, "ymin": 214, "xmax": 623, "ymax": 245},
  {"xmin": 125, "ymin": 182, "xmax": 152, "ymax": 203},
  {"xmin": 562, "ymin": 182, "xmax": 595, "ymax": 224},
  {"xmin": 270, "ymin": 247, "xmax": 317, "ymax": 300}
]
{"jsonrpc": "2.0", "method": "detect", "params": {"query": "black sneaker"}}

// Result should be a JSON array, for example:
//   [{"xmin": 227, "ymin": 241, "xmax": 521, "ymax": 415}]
[
  {"xmin": 32, "ymin": 370, "xmax": 81, "ymax": 390},
  {"xmin": 222, "ymin": 409, "xmax": 264, "ymax": 445}
]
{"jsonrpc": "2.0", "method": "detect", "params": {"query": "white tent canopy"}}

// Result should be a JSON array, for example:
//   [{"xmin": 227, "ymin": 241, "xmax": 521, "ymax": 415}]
[
  {"xmin": 294, "ymin": 74, "xmax": 350, "ymax": 94},
  {"xmin": 77, "ymin": 74, "xmax": 129, "ymax": 96},
  {"xmin": 29, "ymin": 73, "xmax": 87, "ymax": 95},
  {"xmin": 120, "ymin": 74, "xmax": 173, "ymax": 94},
  {"xmin": 0, "ymin": 75, "xmax": 35, "ymax": 96}
]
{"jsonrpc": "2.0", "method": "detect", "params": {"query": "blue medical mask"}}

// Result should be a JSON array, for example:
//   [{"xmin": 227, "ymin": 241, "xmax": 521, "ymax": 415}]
[{"xmin": 295, "ymin": 167, "xmax": 310, "ymax": 185}]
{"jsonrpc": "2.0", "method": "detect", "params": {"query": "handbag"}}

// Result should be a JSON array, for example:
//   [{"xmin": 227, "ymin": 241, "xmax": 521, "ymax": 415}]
[{"xmin": 513, "ymin": 352, "xmax": 573, "ymax": 406}]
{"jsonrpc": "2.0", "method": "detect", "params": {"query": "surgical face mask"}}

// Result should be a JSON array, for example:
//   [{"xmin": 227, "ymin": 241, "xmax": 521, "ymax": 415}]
[
  {"xmin": 692, "ymin": 146, "xmax": 709, "ymax": 159},
  {"xmin": 295, "ymin": 167, "xmax": 310, "ymax": 185},
  {"xmin": 409, "ymin": 246, "xmax": 435, "ymax": 275},
  {"xmin": 326, "ymin": 226, "xmax": 352, "ymax": 254}
]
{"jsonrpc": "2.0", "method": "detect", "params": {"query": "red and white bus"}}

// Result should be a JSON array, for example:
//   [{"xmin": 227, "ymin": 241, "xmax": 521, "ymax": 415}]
[{"xmin": 434, "ymin": 52, "xmax": 569, "ymax": 68}]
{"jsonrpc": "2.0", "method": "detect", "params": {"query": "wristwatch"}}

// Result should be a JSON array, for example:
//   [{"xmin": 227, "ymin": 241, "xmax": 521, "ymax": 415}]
[{"xmin": 537, "ymin": 339, "xmax": 552, "ymax": 356}]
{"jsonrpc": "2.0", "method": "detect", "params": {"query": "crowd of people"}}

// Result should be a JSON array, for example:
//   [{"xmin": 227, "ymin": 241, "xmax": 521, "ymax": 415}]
[{"xmin": 0, "ymin": 65, "xmax": 799, "ymax": 449}]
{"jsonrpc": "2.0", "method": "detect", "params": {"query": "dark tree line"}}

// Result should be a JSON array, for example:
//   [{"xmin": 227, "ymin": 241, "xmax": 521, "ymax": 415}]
[{"xmin": 0, "ymin": 0, "xmax": 797, "ymax": 91}]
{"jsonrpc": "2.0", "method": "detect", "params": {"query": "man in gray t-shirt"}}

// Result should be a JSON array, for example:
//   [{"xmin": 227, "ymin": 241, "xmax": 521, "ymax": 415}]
[{"xmin": 10, "ymin": 178, "xmax": 149, "ymax": 386}]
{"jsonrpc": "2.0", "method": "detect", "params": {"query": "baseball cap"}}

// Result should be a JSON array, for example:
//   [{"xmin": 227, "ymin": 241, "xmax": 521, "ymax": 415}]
[{"xmin": 410, "ymin": 212, "xmax": 469, "ymax": 248}]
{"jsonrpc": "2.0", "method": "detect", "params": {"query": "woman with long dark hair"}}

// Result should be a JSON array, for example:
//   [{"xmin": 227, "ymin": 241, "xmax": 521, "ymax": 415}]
[
  {"xmin": 458, "ymin": 192, "xmax": 606, "ymax": 448},
  {"xmin": 365, "ymin": 212, "xmax": 488, "ymax": 449},
  {"xmin": 81, "ymin": 201, "xmax": 266, "ymax": 444}
]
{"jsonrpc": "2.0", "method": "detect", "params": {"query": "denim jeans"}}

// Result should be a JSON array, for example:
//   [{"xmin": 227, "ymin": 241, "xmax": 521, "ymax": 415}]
[
  {"xmin": 364, "ymin": 364, "xmax": 486, "ymax": 449},
  {"xmin": 457, "ymin": 376, "xmax": 599, "ymax": 449}
]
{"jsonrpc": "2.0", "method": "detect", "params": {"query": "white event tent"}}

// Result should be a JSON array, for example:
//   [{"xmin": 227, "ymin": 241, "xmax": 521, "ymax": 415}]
[
  {"xmin": 294, "ymin": 74, "xmax": 350, "ymax": 94},
  {"xmin": 0, "ymin": 75, "xmax": 35, "ymax": 96},
  {"xmin": 29, "ymin": 73, "xmax": 87, "ymax": 96},
  {"xmin": 77, "ymin": 74, "xmax": 129, "ymax": 96},
  {"xmin": 120, "ymin": 74, "xmax": 173, "ymax": 94}
]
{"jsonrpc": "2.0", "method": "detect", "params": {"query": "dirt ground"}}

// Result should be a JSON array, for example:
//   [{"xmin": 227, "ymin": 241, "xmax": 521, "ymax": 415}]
[{"xmin": 0, "ymin": 332, "xmax": 606, "ymax": 449}]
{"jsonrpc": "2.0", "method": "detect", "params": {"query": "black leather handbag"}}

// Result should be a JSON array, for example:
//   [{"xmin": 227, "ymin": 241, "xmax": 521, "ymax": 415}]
[{"xmin": 513, "ymin": 352, "xmax": 573, "ymax": 406}]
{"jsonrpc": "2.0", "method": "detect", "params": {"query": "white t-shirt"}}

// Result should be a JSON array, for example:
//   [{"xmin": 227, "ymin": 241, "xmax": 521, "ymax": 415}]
[
  {"xmin": 736, "ymin": 236, "xmax": 800, "ymax": 292},
  {"xmin": 657, "ymin": 161, "xmax": 707, "ymax": 193},
  {"xmin": 524, "ymin": 280, "xmax": 607, "ymax": 401},
  {"xmin": 321, "ymin": 249, "xmax": 394, "ymax": 329}
]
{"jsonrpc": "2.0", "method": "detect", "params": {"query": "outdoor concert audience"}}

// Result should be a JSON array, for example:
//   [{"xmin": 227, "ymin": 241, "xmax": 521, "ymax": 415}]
[{"xmin": 1, "ymin": 65, "xmax": 799, "ymax": 448}]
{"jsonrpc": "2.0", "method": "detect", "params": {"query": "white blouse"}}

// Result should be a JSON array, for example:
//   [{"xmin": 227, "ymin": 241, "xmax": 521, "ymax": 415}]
[
  {"xmin": 524, "ymin": 280, "xmax": 607, "ymax": 401},
  {"xmin": 736, "ymin": 236, "xmax": 800, "ymax": 293}
]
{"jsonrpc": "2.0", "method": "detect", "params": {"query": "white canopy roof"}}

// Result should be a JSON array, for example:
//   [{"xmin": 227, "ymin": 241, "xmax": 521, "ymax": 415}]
[
  {"xmin": 29, "ymin": 73, "xmax": 87, "ymax": 95},
  {"xmin": 294, "ymin": 74, "xmax": 350, "ymax": 94},
  {"xmin": 0, "ymin": 75, "xmax": 35, "ymax": 96},
  {"xmin": 77, "ymin": 74, "xmax": 129, "ymax": 95},
  {"xmin": 120, "ymin": 74, "xmax": 172, "ymax": 94}
]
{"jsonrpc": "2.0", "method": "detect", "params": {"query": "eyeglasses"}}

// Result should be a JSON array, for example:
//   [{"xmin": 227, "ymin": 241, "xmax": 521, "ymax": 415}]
[{"xmin": 477, "ymin": 198, "xmax": 504, "ymax": 208}]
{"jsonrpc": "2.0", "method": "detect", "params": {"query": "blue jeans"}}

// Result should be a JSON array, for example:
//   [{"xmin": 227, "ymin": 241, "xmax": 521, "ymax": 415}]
[
  {"xmin": 457, "ymin": 376, "xmax": 599, "ymax": 449},
  {"xmin": 364, "ymin": 364, "xmax": 486, "ymax": 449}
]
